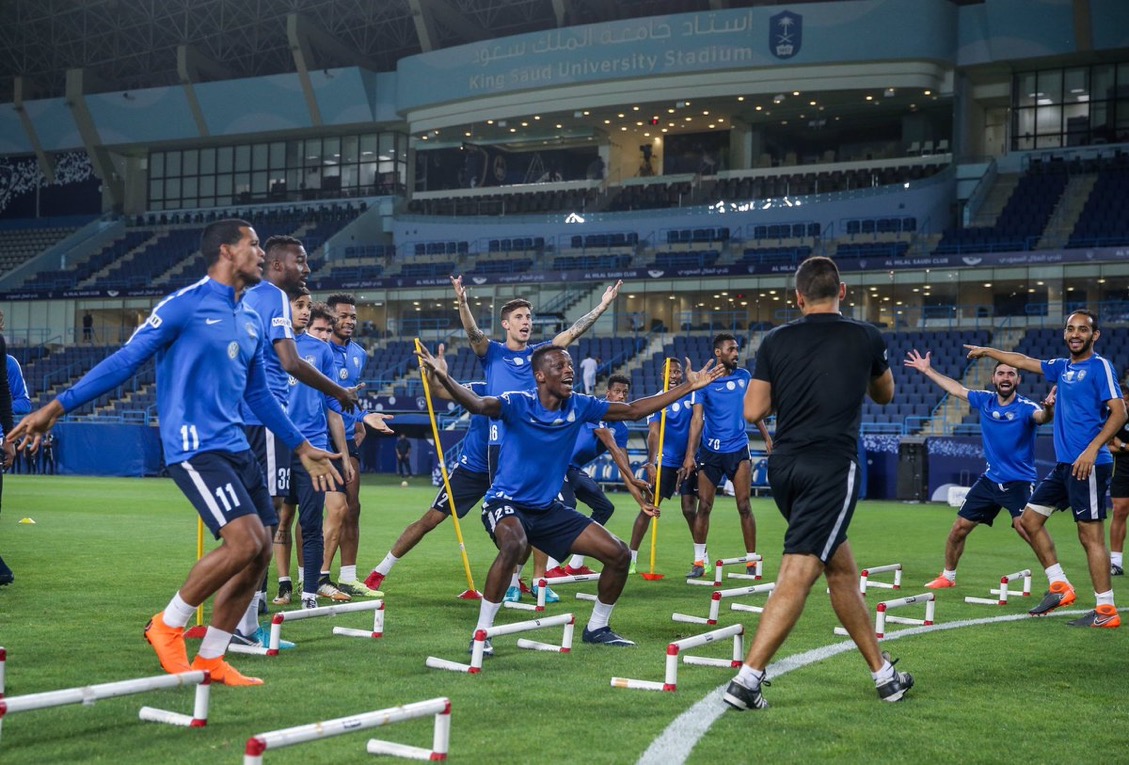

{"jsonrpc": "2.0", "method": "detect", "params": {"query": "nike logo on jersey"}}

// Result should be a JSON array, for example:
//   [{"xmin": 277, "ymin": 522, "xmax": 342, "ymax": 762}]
[{"xmin": 205, "ymin": 318, "xmax": 222, "ymax": 325}]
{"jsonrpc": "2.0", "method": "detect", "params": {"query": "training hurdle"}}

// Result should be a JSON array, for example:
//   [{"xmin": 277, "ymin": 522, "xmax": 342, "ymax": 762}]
[
  {"xmin": 610, "ymin": 624, "xmax": 745, "ymax": 692},
  {"xmin": 686, "ymin": 555, "xmax": 763, "ymax": 587},
  {"xmin": 0, "ymin": 649, "xmax": 210, "ymax": 741},
  {"xmin": 834, "ymin": 592, "xmax": 936, "ymax": 639},
  {"xmin": 505, "ymin": 574, "xmax": 602, "ymax": 612},
  {"xmin": 425, "ymin": 613, "xmax": 575, "ymax": 674},
  {"xmin": 672, "ymin": 582, "xmax": 775, "ymax": 625},
  {"xmin": 859, "ymin": 563, "xmax": 902, "ymax": 594},
  {"xmin": 243, "ymin": 697, "xmax": 451, "ymax": 763},
  {"xmin": 964, "ymin": 569, "xmax": 1033, "ymax": 606},
  {"xmin": 228, "ymin": 600, "xmax": 385, "ymax": 656}
]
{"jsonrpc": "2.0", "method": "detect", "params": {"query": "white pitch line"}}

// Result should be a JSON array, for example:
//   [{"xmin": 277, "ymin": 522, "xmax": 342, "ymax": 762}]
[{"xmin": 636, "ymin": 609, "xmax": 1088, "ymax": 765}]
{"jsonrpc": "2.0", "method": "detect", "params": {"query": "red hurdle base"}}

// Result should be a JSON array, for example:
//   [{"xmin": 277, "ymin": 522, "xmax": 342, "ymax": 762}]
[
  {"xmin": 641, "ymin": 572, "xmax": 665, "ymax": 581},
  {"xmin": 185, "ymin": 626, "xmax": 208, "ymax": 639},
  {"xmin": 457, "ymin": 590, "xmax": 482, "ymax": 600}
]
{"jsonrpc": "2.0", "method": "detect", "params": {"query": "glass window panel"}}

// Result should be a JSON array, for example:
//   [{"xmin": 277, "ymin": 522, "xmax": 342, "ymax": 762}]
[
  {"xmin": 1014, "ymin": 107, "xmax": 1037, "ymax": 149},
  {"xmin": 217, "ymin": 174, "xmax": 233, "ymax": 197},
  {"xmin": 166, "ymin": 151, "xmax": 182, "ymax": 176},
  {"xmin": 252, "ymin": 144, "xmax": 268, "ymax": 171},
  {"xmin": 1035, "ymin": 105, "xmax": 1062, "ymax": 135},
  {"xmin": 1037, "ymin": 69, "xmax": 1062, "ymax": 104},
  {"xmin": 1091, "ymin": 101, "xmax": 1112, "ymax": 143},
  {"xmin": 360, "ymin": 161, "xmax": 377, "ymax": 187},
  {"xmin": 1093, "ymin": 64, "xmax": 1115, "ymax": 100},
  {"xmin": 286, "ymin": 168, "xmax": 302, "ymax": 188},
  {"xmin": 397, "ymin": 133, "xmax": 408, "ymax": 161},
  {"xmin": 342, "ymin": 135, "xmax": 359, "ymax": 164},
  {"xmin": 251, "ymin": 171, "xmax": 267, "ymax": 195},
  {"xmin": 1064, "ymin": 67, "xmax": 1089, "ymax": 101},
  {"xmin": 183, "ymin": 177, "xmax": 198, "ymax": 198},
  {"xmin": 149, "ymin": 179, "xmax": 163, "ymax": 201},
  {"xmin": 235, "ymin": 145, "xmax": 251, "ymax": 172},
  {"xmin": 378, "ymin": 132, "xmax": 395, "ymax": 159},
  {"xmin": 341, "ymin": 164, "xmax": 359, "ymax": 190},
  {"xmin": 305, "ymin": 139, "xmax": 322, "ymax": 166},
  {"xmin": 1063, "ymin": 102, "xmax": 1091, "ymax": 146},
  {"xmin": 360, "ymin": 134, "xmax": 377, "ymax": 160},
  {"xmin": 234, "ymin": 173, "xmax": 250, "ymax": 201},
  {"xmin": 1016, "ymin": 72, "xmax": 1038, "ymax": 108},
  {"xmin": 1115, "ymin": 98, "xmax": 1129, "ymax": 141},
  {"xmin": 216, "ymin": 146, "xmax": 234, "ymax": 172},
  {"xmin": 269, "ymin": 142, "xmax": 285, "ymax": 169},
  {"xmin": 324, "ymin": 136, "xmax": 341, "ymax": 165},
  {"xmin": 182, "ymin": 149, "xmax": 199, "ymax": 176},
  {"xmin": 165, "ymin": 178, "xmax": 181, "ymax": 199},
  {"xmin": 1119, "ymin": 63, "xmax": 1129, "ymax": 90},
  {"xmin": 150, "ymin": 152, "xmax": 164, "ymax": 178},
  {"xmin": 200, "ymin": 176, "xmax": 216, "ymax": 197},
  {"xmin": 151, "ymin": 199, "xmax": 165, "ymax": 211},
  {"xmin": 199, "ymin": 148, "xmax": 215, "ymax": 175}
]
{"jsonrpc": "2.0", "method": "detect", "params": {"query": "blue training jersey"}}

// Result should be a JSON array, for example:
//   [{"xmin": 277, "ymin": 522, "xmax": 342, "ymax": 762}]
[
  {"xmin": 329, "ymin": 338, "xmax": 367, "ymax": 430},
  {"xmin": 569, "ymin": 418, "xmax": 628, "ymax": 468},
  {"xmin": 696, "ymin": 366, "xmax": 752, "ymax": 455},
  {"xmin": 458, "ymin": 382, "xmax": 490, "ymax": 474},
  {"xmin": 1041, "ymin": 354, "xmax": 1120, "ymax": 465},
  {"xmin": 478, "ymin": 339, "xmax": 552, "ymax": 446},
  {"xmin": 288, "ymin": 333, "xmax": 345, "ymax": 450},
  {"xmin": 967, "ymin": 390, "xmax": 1041, "ymax": 483},
  {"xmin": 7, "ymin": 355, "xmax": 30, "ymax": 417},
  {"xmin": 646, "ymin": 393, "xmax": 695, "ymax": 467},
  {"xmin": 486, "ymin": 391, "xmax": 610, "ymax": 508},
  {"xmin": 57, "ymin": 277, "xmax": 304, "ymax": 464},
  {"xmin": 239, "ymin": 281, "xmax": 294, "ymax": 426}
]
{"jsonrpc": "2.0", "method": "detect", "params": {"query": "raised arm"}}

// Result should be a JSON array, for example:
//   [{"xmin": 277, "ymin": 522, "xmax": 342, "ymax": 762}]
[
  {"xmin": 450, "ymin": 275, "xmax": 490, "ymax": 357},
  {"xmin": 552, "ymin": 280, "xmax": 623, "ymax": 347},
  {"xmin": 964, "ymin": 344, "xmax": 1043, "ymax": 375},
  {"xmin": 904, "ymin": 349, "xmax": 969, "ymax": 401},
  {"xmin": 1034, "ymin": 384, "xmax": 1056, "ymax": 426},
  {"xmin": 417, "ymin": 342, "xmax": 502, "ymax": 418},
  {"xmin": 605, "ymin": 357, "xmax": 723, "ymax": 422}
]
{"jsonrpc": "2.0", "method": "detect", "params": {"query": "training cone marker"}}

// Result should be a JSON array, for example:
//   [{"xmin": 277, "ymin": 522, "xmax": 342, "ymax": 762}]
[{"xmin": 17, "ymin": 518, "xmax": 35, "ymax": 525}]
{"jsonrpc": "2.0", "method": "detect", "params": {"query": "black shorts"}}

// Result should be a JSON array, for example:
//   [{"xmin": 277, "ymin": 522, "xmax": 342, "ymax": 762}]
[
  {"xmin": 957, "ymin": 478, "xmax": 1031, "ymax": 526},
  {"xmin": 1111, "ymin": 458, "xmax": 1129, "ymax": 499},
  {"xmin": 432, "ymin": 465, "xmax": 490, "ymax": 519},
  {"xmin": 168, "ymin": 450, "xmax": 276, "ymax": 538},
  {"xmin": 244, "ymin": 425, "xmax": 292, "ymax": 498},
  {"xmin": 481, "ymin": 497, "xmax": 593, "ymax": 562},
  {"xmin": 657, "ymin": 465, "xmax": 698, "ymax": 502},
  {"xmin": 767, "ymin": 453, "xmax": 860, "ymax": 563},
  {"xmin": 1029, "ymin": 462, "xmax": 1113, "ymax": 522},
  {"xmin": 697, "ymin": 447, "xmax": 750, "ymax": 488}
]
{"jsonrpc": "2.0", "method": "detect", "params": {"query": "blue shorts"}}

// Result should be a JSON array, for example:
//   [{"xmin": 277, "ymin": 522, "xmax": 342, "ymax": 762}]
[
  {"xmin": 958, "ymin": 477, "xmax": 1032, "ymax": 526},
  {"xmin": 697, "ymin": 447, "xmax": 750, "ymax": 488},
  {"xmin": 481, "ymin": 497, "xmax": 594, "ymax": 562},
  {"xmin": 1028, "ymin": 462, "xmax": 1113, "ymax": 522},
  {"xmin": 244, "ymin": 425, "xmax": 292, "ymax": 498},
  {"xmin": 432, "ymin": 465, "xmax": 490, "ymax": 519},
  {"xmin": 657, "ymin": 465, "xmax": 698, "ymax": 502},
  {"xmin": 169, "ymin": 450, "xmax": 277, "ymax": 538},
  {"xmin": 768, "ymin": 454, "xmax": 860, "ymax": 563}
]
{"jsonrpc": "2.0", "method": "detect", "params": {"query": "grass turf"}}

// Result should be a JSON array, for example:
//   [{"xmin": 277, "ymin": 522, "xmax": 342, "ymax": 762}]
[{"xmin": 0, "ymin": 473, "xmax": 1125, "ymax": 764}]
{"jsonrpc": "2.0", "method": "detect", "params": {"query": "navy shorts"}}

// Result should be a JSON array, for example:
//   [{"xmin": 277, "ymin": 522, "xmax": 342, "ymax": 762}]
[
  {"xmin": 481, "ymin": 497, "xmax": 594, "ymax": 562},
  {"xmin": 1111, "ymin": 458, "xmax": 1129, "ymax": 499},
  {"xmin": 559, "ymin": 465, "xmax": 616, "ymax": 525},
  {"xmin": 656, "ymin": 465, "xmax": 698, "ymax": 502},
  {"xmin": 432, "ymin": 465, "xmax": 490, "ymax": 519},
  {"xmin": 245, "ymin": 425, "xmax": 292, "ymax": 498},
  {"xmin": 767, "ymin": 454, "xmax": 860, "ymax": 563},
  {"xmin": 697, "ymin": 447, "xmax": 750, "ymax": 488},
  {"xmin": 958, "ymin": 477, "xmax": 1032, "ymax": 526},
  {"xmin": 1028, "ymin": 462, "xmax": 1113, "ymax": 522},
  {"xmin": 169, "ymin": 450, "xmax": 277, "ymax": 538}
]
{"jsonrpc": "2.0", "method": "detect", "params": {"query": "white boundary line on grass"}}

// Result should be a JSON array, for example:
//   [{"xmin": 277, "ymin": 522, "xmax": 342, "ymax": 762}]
[{"xmin": 636, "ymin": 609, "xmax": 1088, "ymax": 765}]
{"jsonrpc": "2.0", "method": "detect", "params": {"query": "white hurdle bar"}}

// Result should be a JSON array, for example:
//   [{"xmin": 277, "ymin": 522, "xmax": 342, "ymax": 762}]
[
  {"xmin": 243, "ymin": 697, "xmax": 451, "ymax": 763},
  {"xmin": 256, "ymin": 600, "xmax": 384, "ymax": 655},
  {"xmin": 965, "ymin": 569, "xmax": 1033, "ymax": 606},
  {"xmin": 686, "ymin": 555, "xmax": 763, "ymax": 587},
  {"xmin": 834, "ymin": 592, "xmax": 936, "ymax": 639},
  {"xmin": 0, "ymin": 649, "xmax": 210, "ymax": 741},
  {"xmin": 425, "ymin": 613, "xmax": 575, "ymax": 674},
  {"xmin": 859, "ymin": 563, "xmax": 902, "ymax": 594},
  {"xmin": 673, "ymin": 582, "xmax": 775, "ymax": 625},
  {"xmin": 504, "ymin": 575, "xmax": 602, "ymax": 613},
  {"xmin": 611, "ymin": 624, "xmax": 744, "ymax": 692}
]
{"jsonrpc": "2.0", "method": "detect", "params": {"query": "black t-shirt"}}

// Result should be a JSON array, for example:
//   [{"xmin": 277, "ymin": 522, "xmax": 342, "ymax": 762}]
[
  {"xmin": 753, "ymin": 313, "xmax": 888, "ymax": 459},
  {"xmin": 1115, "ymin": 420, "xmax": 1129, "ymax": 464}
]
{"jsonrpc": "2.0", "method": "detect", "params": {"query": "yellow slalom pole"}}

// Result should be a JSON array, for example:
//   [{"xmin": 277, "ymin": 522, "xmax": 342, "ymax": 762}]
[
  {"xmin": 642, "ymin": 358, "xmax": 673, "ymax": 581},
  {"xmin": 415, "ymin": 337, "xmax": 481, "ymax": 600},
  {"xmin": 185, "ymin": 518, "xmax": 207, "ymax": 638}
]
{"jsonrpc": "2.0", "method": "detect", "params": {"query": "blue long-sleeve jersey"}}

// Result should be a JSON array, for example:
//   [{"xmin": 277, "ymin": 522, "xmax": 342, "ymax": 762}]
[
  {"xmin": 239, "ymin": 281, "xmax": 294, "ymax": 426},
  {"xmin": 57, "ymin": 277, "xmax": 305, "ymax": 464},
  {"xmin": 288, "ymin": 332, "xmax": 345, "ymax": 450}
]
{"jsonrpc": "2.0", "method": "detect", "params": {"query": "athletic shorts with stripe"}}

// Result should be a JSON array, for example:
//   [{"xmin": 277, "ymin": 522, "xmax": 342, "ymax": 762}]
[
  {"xmin": 697, "ymin": 447, "xmax": 750, "ymax": 488},
  {"xmin": 1028, "ymin": 462, "xmax": 1113, "ymax": 522},
  {"xmin": 767, "ymin": 454, "xmax": 860, "ymax": 563},
  {"xmin": 168, "ymin": 449, "xmax": 277, "ymax": 538},
  {"xmin": 481, "ymin": 497, "xmax": 593, "ymax": 563},
  {"xmin": 244, "ymin": 424, "xmax": 293, "ymax": 498},
  {"xmin": 958, "ymin": 478, "xmax": 1032, "ymax": 525},
  {"xmin": 432, "ymin": 465, "xmax": 491, "ymax": 519}
]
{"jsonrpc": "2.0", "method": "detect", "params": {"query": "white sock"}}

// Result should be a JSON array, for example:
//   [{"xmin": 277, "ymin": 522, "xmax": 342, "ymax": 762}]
[
  {"xmin": 475, "ymin": 599, "xmax": 503, "ymax": 633},
  {"xmin": 736, "ymin": 664, "xmax": 765, "ymax": 688},
  {"xmin": 546, "ymin": 557, "xmax": 561, "ymax": 570},
  {"xmin": 1096, "ymin": 589, "xmax": 1116, "ymax": 607},
  {"xmin": 237, "ymin": 598, "xmax": 259, "ymax": 635},
  {"xmin": 197, "ymin": 627, "xmax": 232, "ymax": 660},
  {"xmin": 509, "ymin": 572, "xmax": 521, "ymax": 588},
  {"xmin": 569, "ymin": 555, "xmax": 586, "ymax": 569},
  {"xmin": 942, "ymin": 569, "xmax": 956, "ymax": 583},
  {"xmin": 1112, "ymin": 551, "xmax": 1124, "ymax": 568},
  {"xmin": 872, "ymin": 659, "xmax": 895, "ymax": 684},
  {"xmin": 375, "ymin": 552, "xmax": 399, "ymax": 576},
  {"xmin": 297, "ymin": 572, "xmax": 305, "ymax": 586},
  {"xmin": 587, "ymin": 598, "xmax": 615, "ymax": 632},
  {"xmin": 320, "ymin": 570, "xmax": 331, "ymax": 581},
  {"xmin": 693, "ymin": 543, "xmax": 707, "ymax": 563},
  {"xmin": 162, "ymin": 592, "xmax": 196, "ymax": 629},
  {"xmin": 630, "ymin": 549, "xmax": 638, "ymax": 564},
  {"xmin": 278, "ymin": 576, "xmax": 291, "ymax": 584},
  {"xmin": 1045, "ymin": 563, "xmax": 1069, "ymax": 586},
  {"xmin": 340, "ymin": 565, "xmax": 357, "ymax": 583}
]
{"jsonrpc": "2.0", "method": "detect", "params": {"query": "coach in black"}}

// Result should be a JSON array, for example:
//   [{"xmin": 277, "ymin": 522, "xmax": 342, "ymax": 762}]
[{"xmin": 723, "ymin": 256, "xmax": 914, "ymax": 711}]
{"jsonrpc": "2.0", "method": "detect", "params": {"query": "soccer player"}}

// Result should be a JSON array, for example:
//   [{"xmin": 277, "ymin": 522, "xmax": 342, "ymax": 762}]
[
  {"xmin": 547, "ymin": 374, "xmax": 653, "ymax": 581},
  {"xmin": 628, "ymin": 358, "xmax": 699, "ymax": 575},
  {"xmin": 7, "ymin": 354, "xmax": 31, "ymax": 417},
  {"xmin": 1108, "ymin": 384, "xmax": 1129, "ymax": 576},
  {"xmin": 724, "ymin": 256, "xmax": 913, "ymax": 711},
  {"xmin": 965, "ymin": 309, "xmax": 1126, "ymax": 627},
  {"xmin": 416, "ymin": 343, "xmax": 723, "ymax": 651},
  {"xmin": 0, "ymin": 312, "xmax": 15, "ymax": 586},
  {"xmin": 365, "ymin": 346, "xmax": 490, "ymax": 593},
  {"xmin": 8, "ymin": 219, "xmax": 342, "ymax": 685},
  {"xmin": 273, "ymin": 293, "xmax": 355, "ymax": 609},
  {"xmin": 904, "ymin": 351, "xmax": 1054, "ymax": 588},
  {"xmin": 683, "ymin": 333, "xmax": 772, "ymax": 578}
]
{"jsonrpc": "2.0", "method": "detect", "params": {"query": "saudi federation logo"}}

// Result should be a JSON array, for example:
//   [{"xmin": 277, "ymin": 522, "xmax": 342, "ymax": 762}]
[{"xmin": 769, "ymin": 11, "xmax": 802, "ymax": 60}]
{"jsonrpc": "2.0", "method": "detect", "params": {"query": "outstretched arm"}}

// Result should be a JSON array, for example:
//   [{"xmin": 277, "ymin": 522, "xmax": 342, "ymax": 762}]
[
  {"xmin": 964, "ymin": 344, "xmax": 1043, "ymax": 375},
  {"xmin": 1034, "ymin": 385, "xmax": 1056, "ymax": 426},
  {"xmin": 416, "ymin": 343, "xmax": 502, "ymax": 418},
  {"xmin": 451, "ymin": 275, "xmax": 491, "ymax": 357},
  {"xmin": 904, "ymin": 349, "xmax": 969, "ymax": 401},
  {"xmin": 552, "ymin": 280, "xmax": 623, "ymax": 346},
  {"xmin": 605, "ymin": 357, "xmax": 724, "ymax": 422}
]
